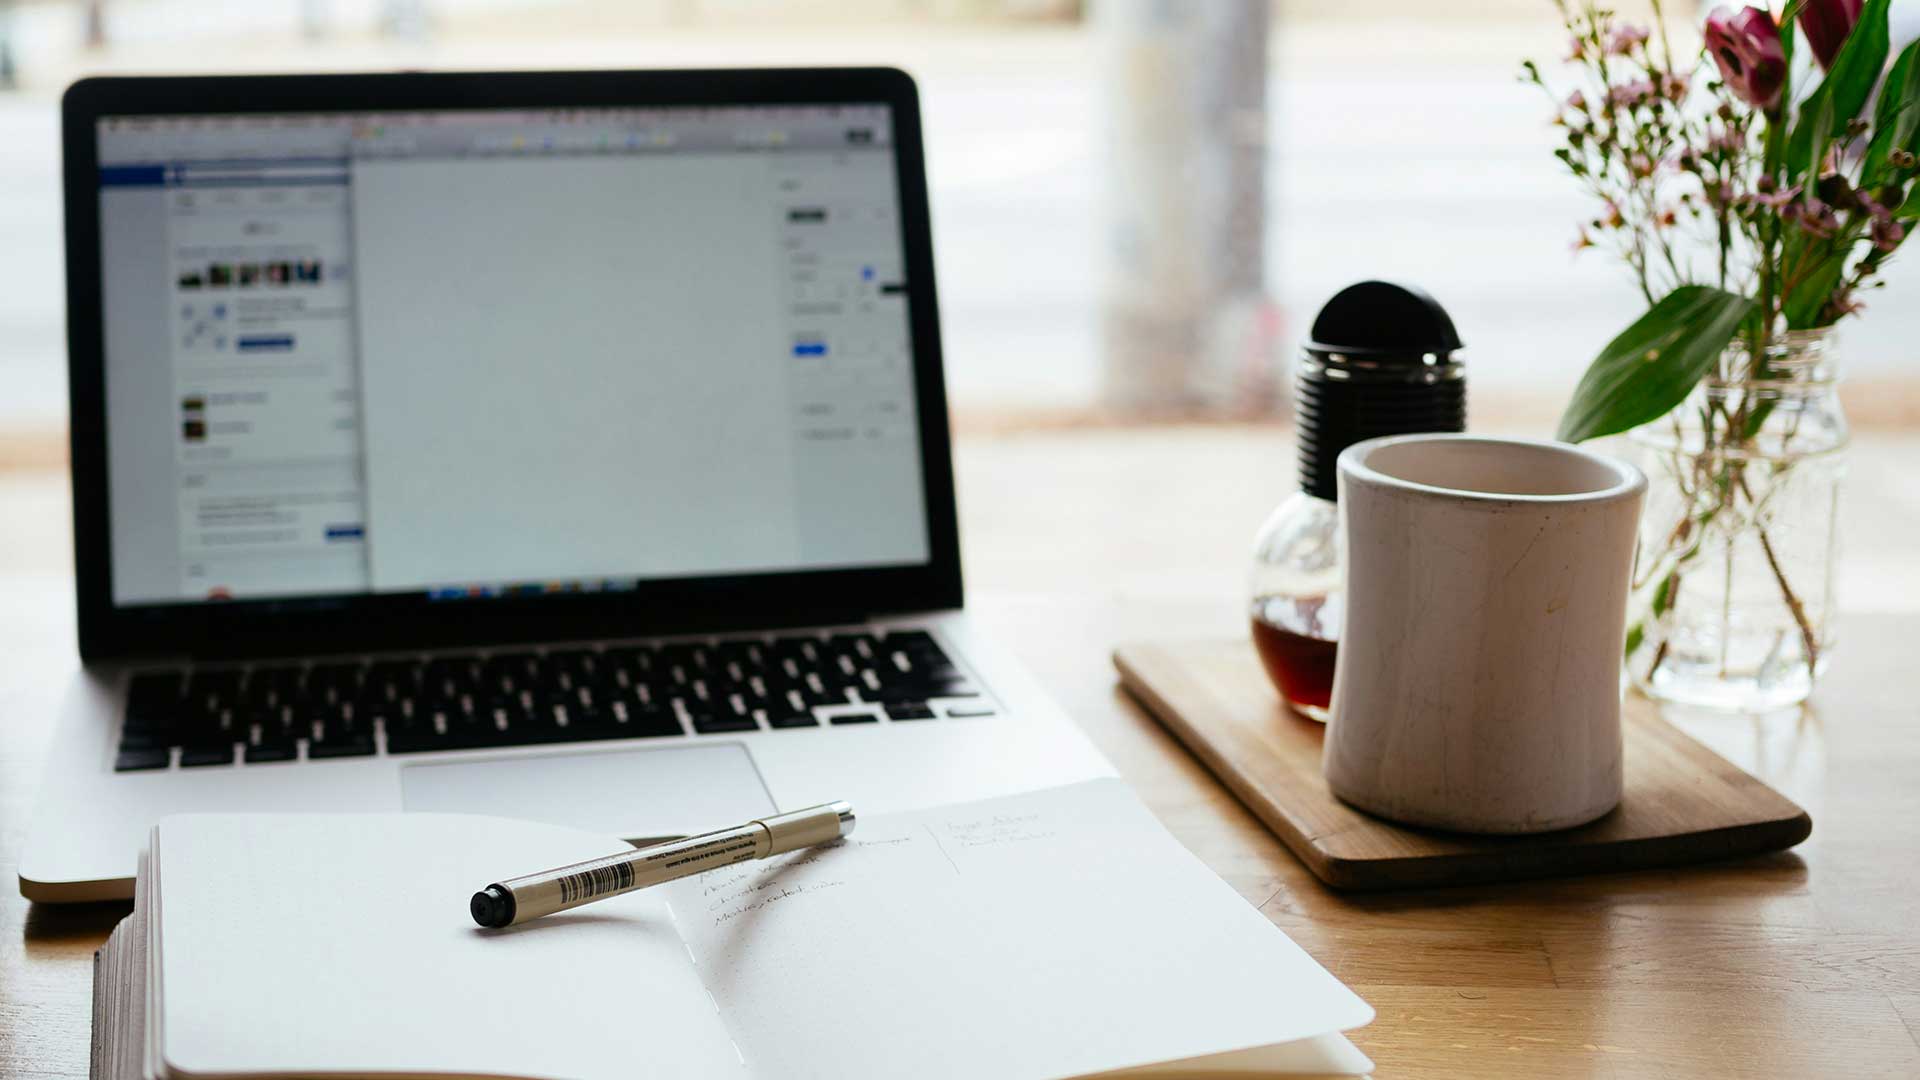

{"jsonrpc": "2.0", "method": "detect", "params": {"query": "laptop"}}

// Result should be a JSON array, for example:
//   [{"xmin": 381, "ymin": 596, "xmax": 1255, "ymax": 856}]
[{"xmin": 22, "ymin": 68, "xmax": 1114, "ymax": 902}]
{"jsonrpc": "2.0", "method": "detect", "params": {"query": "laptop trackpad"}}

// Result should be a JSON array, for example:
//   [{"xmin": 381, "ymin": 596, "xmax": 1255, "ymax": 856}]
[{"xmin": 399, "ymin": 743, "xmax": 777, "ymax": 841}]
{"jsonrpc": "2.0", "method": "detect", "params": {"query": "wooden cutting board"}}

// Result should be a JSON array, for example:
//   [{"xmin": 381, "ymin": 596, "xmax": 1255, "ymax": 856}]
[{"xmin": 1114, "ymin": 638, "xmax": 1812, "ymax": 891}]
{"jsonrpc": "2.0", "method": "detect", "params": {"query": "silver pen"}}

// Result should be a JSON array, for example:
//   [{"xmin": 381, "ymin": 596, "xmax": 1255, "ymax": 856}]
[{"xmin": 469, "ymin": 800, "xmax": 856, "ymax": 928}]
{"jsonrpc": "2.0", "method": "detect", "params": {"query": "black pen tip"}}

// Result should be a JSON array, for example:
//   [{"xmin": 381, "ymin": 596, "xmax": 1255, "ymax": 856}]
[{"xmin": 470, "ymin": 885, "xmax": 514, "ymax": 928}]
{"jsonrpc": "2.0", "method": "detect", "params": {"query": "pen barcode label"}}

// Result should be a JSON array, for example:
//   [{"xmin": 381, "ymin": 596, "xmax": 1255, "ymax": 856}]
[{"xmin": 558, "ymin": 860, "xmax": 636, "ymax": 904}]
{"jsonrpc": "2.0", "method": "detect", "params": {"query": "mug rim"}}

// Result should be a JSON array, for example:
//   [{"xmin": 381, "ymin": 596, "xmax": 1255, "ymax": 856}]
[{"xmin": 1337, "ymin": 433, "xmax": 1647, "ymax": 505}]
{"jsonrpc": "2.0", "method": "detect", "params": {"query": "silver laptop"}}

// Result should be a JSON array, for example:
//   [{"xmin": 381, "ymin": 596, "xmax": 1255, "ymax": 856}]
[{"xmin": 22, "ymin": 68, "xmax": 1112, "ymax": 902}]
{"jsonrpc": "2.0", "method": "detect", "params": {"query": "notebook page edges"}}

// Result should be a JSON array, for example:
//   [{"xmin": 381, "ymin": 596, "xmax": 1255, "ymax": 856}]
[
  {"xmin": 1098, "ymin": 1032, "xmax": 1375, "ymax": 1077},
  {"xmin": 663, "ymin": 778, "xmax": 1373, "ymax": 1080},
  {"xmin": 89, "ymin": 844, "xmax": 153, "ymax": 1080},
  {"xmin": 153, "ymin": 813, "xmax": 740, "ymax": 1080},
  {"xmin": 140, "ymin": 839, "xmax": 161, "ymax": 1080}
]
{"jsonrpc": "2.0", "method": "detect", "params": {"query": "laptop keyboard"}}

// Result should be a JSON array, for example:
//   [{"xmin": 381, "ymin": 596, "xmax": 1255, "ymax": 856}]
[{"xmin": 113, "ymin": 629, "xmax": 993, "ymax": 771}]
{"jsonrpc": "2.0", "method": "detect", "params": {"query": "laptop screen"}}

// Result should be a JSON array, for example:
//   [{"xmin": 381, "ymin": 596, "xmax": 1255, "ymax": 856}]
[{"xmin": 94, "ymin": 104, "xmax": 930, "ymax": 609}]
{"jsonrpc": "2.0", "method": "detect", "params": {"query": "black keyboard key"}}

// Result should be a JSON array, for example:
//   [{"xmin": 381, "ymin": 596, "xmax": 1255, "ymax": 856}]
[
  {"xmin": 416, "ymin": 679, "xmax": 465, "ymax": 712},
  {"xmin": 886, "ymin": 703, "xmax": 936, "ymax": 721},
  {"xmin": 179, "ymin": 743, "xmax": 236, "ymax": 767},
  {"xmin": 308, "ymin": 733, "xmax": 375, "ymax": 758},
  {"xmin": 766, "ymin": 712, "xmax": 818, "ymax": 729},
  {"xmin": 120, "ymin": 710, "xmax": 176, "ymax": 735},
  {"xmin": 868, "ymin": 685, "xmax": 933, "ymax": 704},
  {"xmin": 306, "ymin": 662, "xmax": 364, "ymax": 706},
  {"xmin": 183, "ymin": 670, "xmax": 244, "ymax": 720},
  {"xmin": 384, "ymin": 731, "xmax": 440, "ymax": 754},
  {"xmin": 803, "ymin": 673, "xmax": 858, "ymax": 706},
  {"xmin": 244, "ymin": 665, "xmax": 304, "ymax": 709},
  {"xmin": 661, "ymin": 644, "xmax": 714, "ymax": 673},
  {"xmin": 562, "ymin": 702, "xmax": 644, "ymax": 744},
  {"xmin": 826, "ymin": 633, "xmax": 881, "ymax": 661},
  {"xmin": 768, "ymin": 636, "xmax": 824, "ymax": 667},
  {"xmin": 156, "ymin": 685, "xmax": 215, "ymax": 726},
  {"xmin": 422, "ymin": 663, "xmax": 480, "ymax": 703},
  {"xmin": 829, "ymin": 712, "xmax": 880, "ymax": 725},
  {"xmin": 321, "ymin": 703, "xmax": 370, "ymax": 743},
  {"xmin": 244, "ymin": 741, "xmax": 297, "ymax": 764},
  {"xmin": 181, "ymin": 708, "xmax": 239, "ymax": 745},
  {"xmin": 690, "ymin": 711, "xmax": 757, "ymax": 734},
  {"xmin": 361, "ymin": 693, "xmax": 408, "ymax": 730},
  {"xmin": 115, "ymin": 729, "xmax": 170, "ymax": 750},
  {"xmin": 477, "ymin": 654, "xmax": 532, "ymax": 693},
  {"xmin": 607, "ymin": 699, "xmax": 682, "ymax": 737},
  {"xmin": 113, "ymin": 746, "xmax": 171, "ymax": 772}
]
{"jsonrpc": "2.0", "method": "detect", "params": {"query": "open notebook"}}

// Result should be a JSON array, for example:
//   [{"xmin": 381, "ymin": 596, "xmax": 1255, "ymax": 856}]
[{"xmin": 91, "ymin": 779, "xmax": 1374, "ymax": 1079}]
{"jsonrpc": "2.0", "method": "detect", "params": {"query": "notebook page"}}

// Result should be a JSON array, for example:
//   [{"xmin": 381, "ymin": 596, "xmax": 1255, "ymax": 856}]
[
  {"xmin": 155, "ymin": 813, "xmax": 741, "ymax": 1080},
  {"xmin": 665, "ymin": 779, "xmax": 1373, "ymax": 1080}
]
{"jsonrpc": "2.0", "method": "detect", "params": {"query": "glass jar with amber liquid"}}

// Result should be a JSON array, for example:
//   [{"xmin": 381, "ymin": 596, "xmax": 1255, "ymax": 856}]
[{"xmin": 1250, "ymin": 281, "xmax": 1465, "ymax": 721}]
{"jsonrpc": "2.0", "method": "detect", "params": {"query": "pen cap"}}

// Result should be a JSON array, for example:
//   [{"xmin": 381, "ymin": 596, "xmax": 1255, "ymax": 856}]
[{"xmin": 759, "ymin": 801, "xmax": 856, "ymax": 854}]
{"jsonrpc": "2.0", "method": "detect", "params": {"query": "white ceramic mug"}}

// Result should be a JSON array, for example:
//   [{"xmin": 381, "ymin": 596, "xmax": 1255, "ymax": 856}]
[{"xmin": 1323, "ymin": 434, "xmax": 1647, "ymax": 834}]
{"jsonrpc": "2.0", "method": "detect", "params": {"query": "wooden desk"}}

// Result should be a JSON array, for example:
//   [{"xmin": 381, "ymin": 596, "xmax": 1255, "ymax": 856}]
[{"xmin": 4, "ymin": 427, "xmax": 1919, "ymax": 1078}]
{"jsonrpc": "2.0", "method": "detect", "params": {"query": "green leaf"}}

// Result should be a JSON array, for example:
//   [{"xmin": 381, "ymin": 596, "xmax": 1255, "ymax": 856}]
[
  {"xmin": 1652, "ymin": 572, "xmax": 1677, "ymax": 615},
  {"xmin": 1784, "ymin": 243, "xmax": 1849, "ymax": 328},
  {"xmin": 1557, "ymin": 286, "xmax": 1756, "ymax": 443},
  {"xmin": 1863, "ymin": 40, "xmax": 1920, "ymax": 182},
  {"xmin": 1787, "ymin": 0, "xmax": 1892, "ymax": 178},
  {"xmin": 1805, "ymin": 94, "xmax": 1836, "ymax": 180}
]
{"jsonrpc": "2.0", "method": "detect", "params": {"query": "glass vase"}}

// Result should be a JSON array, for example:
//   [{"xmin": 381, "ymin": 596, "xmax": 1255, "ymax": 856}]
[{"xmin": 1624, "ymin": 330, "xmax": 1848, "ymax": 712}]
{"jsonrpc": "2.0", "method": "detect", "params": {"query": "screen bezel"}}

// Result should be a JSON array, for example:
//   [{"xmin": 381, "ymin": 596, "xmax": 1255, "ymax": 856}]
[{"xmin": 64, "ymin": 68, "xmax": 962, "ymax": 661}]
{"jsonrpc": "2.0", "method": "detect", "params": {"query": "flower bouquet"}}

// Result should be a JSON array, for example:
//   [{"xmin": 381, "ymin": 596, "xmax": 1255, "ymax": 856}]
[{"xmin": 1526, "ymin": 0, "xmax": 1914, "ymax": 709}]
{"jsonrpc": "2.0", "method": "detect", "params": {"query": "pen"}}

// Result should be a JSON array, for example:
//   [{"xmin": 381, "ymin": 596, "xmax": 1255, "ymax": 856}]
[{"xmin": 469, "ymin": 800, "xmax": 856, "ymax": 928}]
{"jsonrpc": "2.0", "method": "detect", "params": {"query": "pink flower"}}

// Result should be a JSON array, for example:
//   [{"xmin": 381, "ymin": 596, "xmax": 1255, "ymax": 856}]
[
  {"xmin": 1662, "ymin": 72, "xmax": 1691, "ymax": 103},
  {"xmin": 1705, "ymin": 6, "xmax": 1787, "ymax": 111},
  {"xmin": 1608, "ymin": 78, "xmax": 1657, "ymax": 108},
  {"xmin": 1858, "ymin": 193, "xmax": 1890, "ymax": 219},
  {"xmin": 1566, "ymin": 89, "xmax": 1588, "ymax": 111},
  {"xmin": 1798, "ymin": 0, "xmax": 1864, "ymax": 71},
  {"xmin": 1746, "ymin": 183, "xmax": 1802, "ymax": 210},
  {"xmin": 1607, "ymin": 25, "xmax": 1651, "ymax": 55},
  {"xmin": 1799, "ymin": 199, "xmax": 1842, "ymax": 236},
  {"xmin": 1871, "ymin": 216, "xmax": 1905, "ymax": 251}
]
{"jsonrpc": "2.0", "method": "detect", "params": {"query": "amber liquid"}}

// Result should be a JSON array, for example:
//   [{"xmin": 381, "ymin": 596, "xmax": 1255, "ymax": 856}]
[{"xmin": 1250, "ymin": 594, "xmax": 1341, "ymax": 721}]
